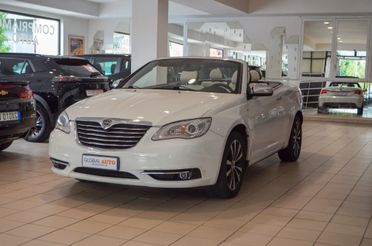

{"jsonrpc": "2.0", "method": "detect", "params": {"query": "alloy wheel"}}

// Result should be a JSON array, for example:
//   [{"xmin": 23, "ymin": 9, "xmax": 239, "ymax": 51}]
[
  {"xmin": 226, "ymin": 139, "xmax": 244, "ymax": 191},
  {"xmin": 29, "ymin": 110, "xmax": 44, "ymax": 138},
  {"xmin": 292, "ymin": 119, "xmax": 302, "ymax": 158}
]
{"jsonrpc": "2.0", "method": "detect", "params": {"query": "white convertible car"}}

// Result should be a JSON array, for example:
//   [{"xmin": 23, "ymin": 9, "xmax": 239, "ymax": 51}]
[{"xmin": 49, "ymin": 58, "xmax": 303, "ymax": 198}]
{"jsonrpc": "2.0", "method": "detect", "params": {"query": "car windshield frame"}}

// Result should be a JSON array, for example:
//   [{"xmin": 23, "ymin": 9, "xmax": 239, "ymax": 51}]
[{"xmin": 121, "ymin": 59, "xmax": 243, "ymax": 94}]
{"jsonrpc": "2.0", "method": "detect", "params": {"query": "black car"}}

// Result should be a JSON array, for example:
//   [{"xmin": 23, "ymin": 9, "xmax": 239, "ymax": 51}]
[
  {"xmin": 0, "ymin": 79, "xmax": 35, "ymax": 151},
  {"xmin": 78, "ymin": 54, "xmax": 131, "ymax": 87},
  {"xmin": 0, "ymin": 53, "xmax": 110, "ymax": 142}
]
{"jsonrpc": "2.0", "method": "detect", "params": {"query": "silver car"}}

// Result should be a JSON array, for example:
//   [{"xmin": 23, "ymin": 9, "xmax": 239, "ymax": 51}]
[{"xmin": 318, "ymin": 82, "xmax": 364, "ymax": 115}]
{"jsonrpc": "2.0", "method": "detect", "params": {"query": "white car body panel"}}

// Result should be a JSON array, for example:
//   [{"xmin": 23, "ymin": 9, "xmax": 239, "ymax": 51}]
[{"xmin": 49, "ymin": 58, "xmax": 302, "ymax": 188}]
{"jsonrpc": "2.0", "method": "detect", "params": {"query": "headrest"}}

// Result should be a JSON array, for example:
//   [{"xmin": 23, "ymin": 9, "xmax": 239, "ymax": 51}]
[
  {"xmin": 180, "ymin": 71, "xmax": 198, "ymax": 83},
  {"xmin": 111, "ymin": 64, "xmax": 116, "ymax": 74},
  {"xmin": 209, "ymin": 68, "xmax": 223, "ymax": 80},
  {"xmin": 250, "ymin": 70, "xmax": 261, "ymax": 82}
]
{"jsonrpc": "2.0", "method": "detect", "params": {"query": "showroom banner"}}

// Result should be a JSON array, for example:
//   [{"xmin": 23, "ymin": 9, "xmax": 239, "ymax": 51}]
[{"xmin": 0, "ymin": 10, "xmax": 60, "ymax": 55}]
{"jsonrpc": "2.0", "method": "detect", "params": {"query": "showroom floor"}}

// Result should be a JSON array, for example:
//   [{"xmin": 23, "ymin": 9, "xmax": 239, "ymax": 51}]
[{"xmin": 0, "ymin": 121, "xmax": 372, "ymax": 246}]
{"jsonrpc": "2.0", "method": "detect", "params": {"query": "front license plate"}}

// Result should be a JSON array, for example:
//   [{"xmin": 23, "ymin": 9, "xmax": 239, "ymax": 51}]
[
  {"xmin": 0, "ymin": 111, "xmax": 20, "ymax": 122},
  {"xmin": 86, "ymin": 89, "xmax": 104, "ymax": 97},
  {"xmin": 82, "ymin": 155, "xmax": 119, "ymax": 170}
]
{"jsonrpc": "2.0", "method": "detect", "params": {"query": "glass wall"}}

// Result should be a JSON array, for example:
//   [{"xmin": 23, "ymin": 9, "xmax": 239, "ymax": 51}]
[
  {"xmin": 113, "ymin": 32, "xmax": 130, "ymax": 54},
  {"xmin": 0, "ymin": 10, "xmax": 60, "ymax": 55},
  {"xmin": 209, "ymin": 48, "xmax": 223, "ymax": 58},
  {"xmin": 169, "ymin": 41, "xmax": 183, "ymax": 57},
  {"xmin": 301, "ymin": 18, "xmax": 372, "ymax": 118}
]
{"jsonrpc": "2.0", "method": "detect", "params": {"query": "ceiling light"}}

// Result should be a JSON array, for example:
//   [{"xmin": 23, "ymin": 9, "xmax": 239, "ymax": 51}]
[
  {"xmin": 337, "ymin": 37, "xmax": 341, "ymax": 40},
  {"xmin": 339, "ymin": 40, "xmax": 343, "ymax": 43},
  {"xmin": 328, "ymin": 26, "xmax": 333, "ymax": 30},
  {"xmin": 324, "ymin": 21, "xmax": 331, "ymax": 25}
]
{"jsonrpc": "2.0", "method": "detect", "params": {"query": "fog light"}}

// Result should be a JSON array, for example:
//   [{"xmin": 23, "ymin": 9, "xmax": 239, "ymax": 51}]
[{"xmin": 179, "ymin": 171, "xmax": 192, "ymax": 180}]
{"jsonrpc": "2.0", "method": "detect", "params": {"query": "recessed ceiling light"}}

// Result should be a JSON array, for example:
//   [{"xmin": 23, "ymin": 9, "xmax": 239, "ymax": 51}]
[
  {"xmin": 337, "ymin": 37, "xmax": 341, "ymax": 40},
  {"xmin": 339, "ymin": 40, "xmax": 343, "ymax": 43},
  {"xmin": 328, "ymin": 26, "xmax": 333, "ymax": 30},
  {"xmin": 324, "ymin": 21, "xmax": 331, "ymax": 25}
]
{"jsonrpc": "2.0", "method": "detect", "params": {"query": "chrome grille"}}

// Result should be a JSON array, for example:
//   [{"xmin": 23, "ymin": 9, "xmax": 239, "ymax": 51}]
[{"xmin": 76, "ymin": 120, "xmax": 151, "ymax": 149}]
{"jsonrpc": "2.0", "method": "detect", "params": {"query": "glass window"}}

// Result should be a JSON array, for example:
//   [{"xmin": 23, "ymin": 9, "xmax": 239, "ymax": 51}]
[
  {"xmin": 91, "ymin": 57, "xmax": 121, "ymax": 76},
  {"xmin": 0, "ymin": 58, "xmax": 32, "ymax": 75},
  {"xmin": 210, "ymin": 48, "xmax": 223, "ymax": 58},
  {"xmin": 169, "ymin": 42, "xmax": 183, "ymax": 57},
  {"xmin": 336, "ymin": 20, "xmax": 368, "ymax": 79},
  {"xmin": 54, "ymin": 59, "xmax": 100, "ymax": 77},
  {"xmin": 113, "ymin": 32, "xmax": 130, "ymax": 54},
  {"xmin": 0, "ymin": 11, "xmax": 60, "ymax": 55},
  {"xmin": 123, "ymin": 59, "xmax": 241, "ymax": 94},
  {"xmin": 302, "ymin": 21, "xmax": 333, "ymax": 78}
]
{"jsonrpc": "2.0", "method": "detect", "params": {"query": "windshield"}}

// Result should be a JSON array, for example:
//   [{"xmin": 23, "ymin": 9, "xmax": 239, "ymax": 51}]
[
  {"xmin": 122, "ymin": 59, "xmax": 242, "ymax": 94},
  {"xmin": 329, "ymin": 82, "xmax": 361, "ymax": 88}
]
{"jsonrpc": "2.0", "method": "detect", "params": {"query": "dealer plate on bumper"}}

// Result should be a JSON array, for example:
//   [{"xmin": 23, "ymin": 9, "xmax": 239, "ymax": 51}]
[
  {"xmin": 86, "ymin": 89, "xmax": 104, "ymax": 97},
  {"xmin": 82, "ymin": 155, "xmax": 119, "ymax": 170}
]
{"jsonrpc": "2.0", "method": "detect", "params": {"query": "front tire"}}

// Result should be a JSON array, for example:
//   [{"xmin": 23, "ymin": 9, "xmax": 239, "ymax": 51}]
[
  {"xmin": 278, "ymin": 115, "xmax": 302, "ymax": 162},
  {"xmin": 25, "ymin": 104, "xmax": 51, "ymax": 142},
  {"xmin": 0, "ymin": 141, "xmax": 13, "ymax": 151},
  {"xmin": 210, "ymin": 131, "xmax": 247, "ymax": 198}
]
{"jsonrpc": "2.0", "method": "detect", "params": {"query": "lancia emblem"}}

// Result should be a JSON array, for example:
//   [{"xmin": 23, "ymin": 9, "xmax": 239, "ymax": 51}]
[
  {"xmin": 0, "ymin": 90, "xmax": 8, "ymax": 96},
  {"xmin": 101, "ymin": 119, "xmax": 113, "ymax": 129}
]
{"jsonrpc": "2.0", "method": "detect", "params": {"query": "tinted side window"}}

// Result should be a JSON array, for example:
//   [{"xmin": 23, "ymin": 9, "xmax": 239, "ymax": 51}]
[{"xmin": 0, "ymin": 58, "xmax": 33, "ymax": 76}]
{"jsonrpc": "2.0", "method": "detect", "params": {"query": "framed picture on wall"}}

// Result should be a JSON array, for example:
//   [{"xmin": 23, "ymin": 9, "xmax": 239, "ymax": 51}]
[{"xmin": 68, "ymin": 35, "xmax": 85, "ymax": 55}]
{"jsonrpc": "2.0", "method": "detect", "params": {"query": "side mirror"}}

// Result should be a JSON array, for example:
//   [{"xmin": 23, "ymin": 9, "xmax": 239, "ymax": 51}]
[{"xmin": 247, "ymin": 84, "xmax": 274, "ymax": 99}]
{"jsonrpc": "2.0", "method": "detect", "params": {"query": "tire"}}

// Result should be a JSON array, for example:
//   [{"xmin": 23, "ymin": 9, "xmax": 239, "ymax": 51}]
[
  {"xmin": 209, "ymin": 131, "xmax": 247, "ymax": 199},
  {"xmin": 317, "ymin": 107, "xmax": 327, "ymax": 114},
  {"xmin": 357, "ymin": 107, "xmax": 363, "ymax": 115},
  {"xmin": 0, "ymin": 141, "xmax": 12, "ymax": 151},
  {"xmin": 25, "ymin": 104, "xmax": 51, "ymax": 142},
  {"xmin": 278, "ymin": 115, "xmax": 302, "ymax": 162}
]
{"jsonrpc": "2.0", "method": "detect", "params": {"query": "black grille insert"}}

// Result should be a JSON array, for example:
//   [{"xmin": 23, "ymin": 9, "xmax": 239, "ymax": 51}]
[
  {"xmin": 74, "ymin": 167, "xmax": 138, "ymax": 179},
  {"xmin": 76, "ymin": 120, "xmax": 151, "ymax": 149}
]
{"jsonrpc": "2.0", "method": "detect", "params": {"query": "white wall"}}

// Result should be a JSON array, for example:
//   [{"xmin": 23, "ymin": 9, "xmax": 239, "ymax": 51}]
[{"xmin": 0, "ymin": 3, "xmax": 89, "ymax": 55}]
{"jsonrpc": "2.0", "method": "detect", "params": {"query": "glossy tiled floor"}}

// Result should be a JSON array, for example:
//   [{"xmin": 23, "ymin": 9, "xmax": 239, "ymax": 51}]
[{"xmin": 1, "ymin": 121, "xmax": 372, "ymax": 246}]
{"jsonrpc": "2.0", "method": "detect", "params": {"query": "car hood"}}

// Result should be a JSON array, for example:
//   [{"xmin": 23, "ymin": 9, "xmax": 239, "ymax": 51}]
[{"xmin": 66, "ymin": 89, "xmax": 240, "ymax": 126}]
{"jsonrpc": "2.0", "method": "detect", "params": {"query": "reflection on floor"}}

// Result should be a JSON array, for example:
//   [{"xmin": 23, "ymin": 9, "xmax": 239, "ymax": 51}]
[{"xmin": 0, "ymin": 121, "xmax": 372, "ymax": 245}]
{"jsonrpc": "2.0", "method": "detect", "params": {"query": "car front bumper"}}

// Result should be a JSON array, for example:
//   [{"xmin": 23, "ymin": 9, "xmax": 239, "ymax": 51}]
[{"xmin": 49, "ymin": 126, "xmax": 225, "ymax": 188}]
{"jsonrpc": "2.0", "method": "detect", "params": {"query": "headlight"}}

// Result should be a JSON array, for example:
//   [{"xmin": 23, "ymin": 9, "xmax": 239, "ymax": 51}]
[
  {"xmin": 56, "ymin": 111, "xmax": 70, "ymax": 134},
  {"xmin": 152, "ymin": 118, "xmax": 211, "ymax": 141}
]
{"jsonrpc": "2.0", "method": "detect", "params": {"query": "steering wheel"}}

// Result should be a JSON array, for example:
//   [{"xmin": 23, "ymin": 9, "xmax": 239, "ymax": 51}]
[{"xmin": 202, "ymin": 83, "xmax": 232, "ymax": 93}]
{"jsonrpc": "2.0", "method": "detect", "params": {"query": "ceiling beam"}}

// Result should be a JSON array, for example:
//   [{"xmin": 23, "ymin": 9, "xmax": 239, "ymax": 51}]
[{"xmin": 215, "ymin": 0, "xmax": 250, "ymax": 14}]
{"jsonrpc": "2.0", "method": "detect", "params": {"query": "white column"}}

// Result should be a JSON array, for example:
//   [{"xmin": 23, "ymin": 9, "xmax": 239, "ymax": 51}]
[
  {"xmin": 266, "ymin": 27, "xmax": 285, "ymax": 79},
  {"xmin": 131, "ymin": 0, "xmax": 169, "ymax": 72},
  {"xmin": 183, "ymin": 22, "xmax": 189, "ymax": 56},
  {"xmin": 287, "ymin": 44, "xmax": 298, "ymax": 79}
]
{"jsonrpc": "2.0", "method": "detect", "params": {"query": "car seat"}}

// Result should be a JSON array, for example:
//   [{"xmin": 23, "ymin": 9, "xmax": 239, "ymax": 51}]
[{"xmin": 180, "ymin": 71, "xmax": 198, "ymax": 83}]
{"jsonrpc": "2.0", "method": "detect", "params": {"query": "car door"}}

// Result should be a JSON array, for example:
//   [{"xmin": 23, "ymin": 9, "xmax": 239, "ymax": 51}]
[{"xmin": 243, "ymin": 82, "xmax": 287, "ymax": 164}]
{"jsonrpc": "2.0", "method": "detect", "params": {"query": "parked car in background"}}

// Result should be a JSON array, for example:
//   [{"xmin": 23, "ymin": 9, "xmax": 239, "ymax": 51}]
[
  {"xmin": 0, "ymin": 78, "xmax": 35, "ymax": 151},
  {"xmin": 0, "ymin": 53, "xmax": 110, "ymax": 142},
  {"xmin": 318, "ymin": 81, "xmax": 364, "ymax": 115},
  {"xmin": 49, "ymin": 58, "xmax": 303, "ymax": 198},
  {"xmin": 78, "ymin": 54, "xmax": 131, "ymax": 88}
]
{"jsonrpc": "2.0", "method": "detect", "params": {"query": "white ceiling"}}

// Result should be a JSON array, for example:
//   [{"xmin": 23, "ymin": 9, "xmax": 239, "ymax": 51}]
[{"xmin": 304, "ymin": 20, "xmax": 369, "ymax": 51}]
